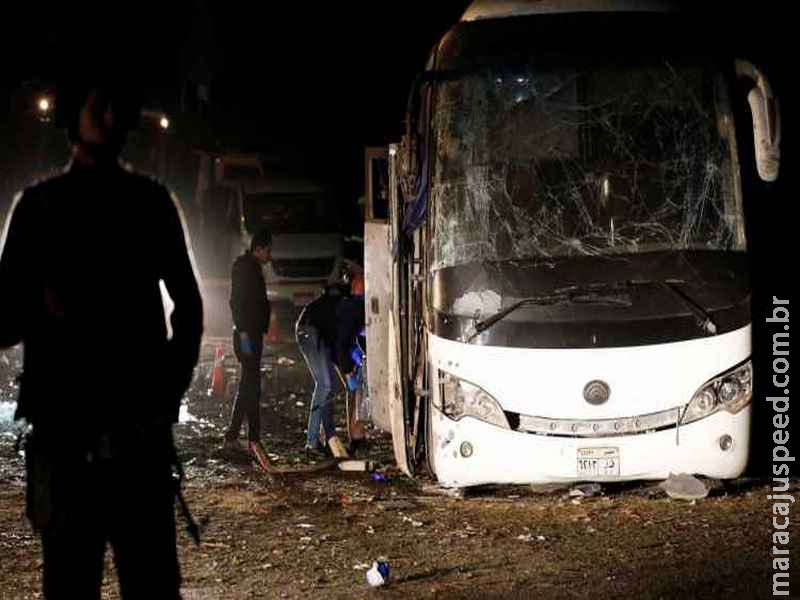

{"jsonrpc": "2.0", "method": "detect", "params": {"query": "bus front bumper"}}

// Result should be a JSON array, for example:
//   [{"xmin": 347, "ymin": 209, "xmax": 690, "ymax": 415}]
[{"xmin": 429, "ymin": 405, "xmax": 750, "ymax": 488}]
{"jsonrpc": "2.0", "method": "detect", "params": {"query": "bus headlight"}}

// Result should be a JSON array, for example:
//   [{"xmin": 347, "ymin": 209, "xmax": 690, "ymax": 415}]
[
  {"xmin": 682, "ymin": 361, "xmax": 752, "ymax": 425},
  {"xmin": 439, "ymin": 373, "xmax": 510, "ymax": 429}
]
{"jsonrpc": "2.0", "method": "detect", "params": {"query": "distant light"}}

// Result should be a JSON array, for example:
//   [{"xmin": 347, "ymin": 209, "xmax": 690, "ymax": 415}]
[
  {"xmin": 38, "ymin": 97, "xmax": 51, "ymax": 112},
  {"xmin": 159, "ymin": 116, "xmax": 170, "ymax": 130},
  {"xmin": 389, "ymin": 147, "xmax": 397, "ymax": 157}
]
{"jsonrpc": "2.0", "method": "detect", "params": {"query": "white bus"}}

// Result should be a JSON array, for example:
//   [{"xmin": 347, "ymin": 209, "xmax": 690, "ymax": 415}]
[{"xmin": 364, "ymin": 0, "xmax": 781, "ymax": 488}]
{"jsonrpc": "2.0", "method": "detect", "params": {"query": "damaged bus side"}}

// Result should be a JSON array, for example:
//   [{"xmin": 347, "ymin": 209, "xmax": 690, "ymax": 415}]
[{"xmin": 364, "ymin": 0, "xmax": 781, "ymax": 487}]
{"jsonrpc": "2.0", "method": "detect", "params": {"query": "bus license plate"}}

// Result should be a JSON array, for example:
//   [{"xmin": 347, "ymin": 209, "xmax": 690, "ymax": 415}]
[{"xmin": 577, "ymin": 447, "xmax": 620, "ymax": 478}]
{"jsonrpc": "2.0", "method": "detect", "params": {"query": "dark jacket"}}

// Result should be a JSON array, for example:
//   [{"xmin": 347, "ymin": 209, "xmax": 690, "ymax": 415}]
[
  {"xmin": 230, "ymin": 252, "xmax": 270, "ymax": 336},
  {"xmin": 299, "ymin": 293, "xmax": 364, "ymax": 373},
  {"xmin": 0, "ymin": 163, "xmax": 204, "ymax": 438}
]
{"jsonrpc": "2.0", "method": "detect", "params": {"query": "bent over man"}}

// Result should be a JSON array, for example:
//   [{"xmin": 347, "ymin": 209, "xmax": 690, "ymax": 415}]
[{"xmin": 0, "ymin": 72, "xmax": 203, "ymax": 599}]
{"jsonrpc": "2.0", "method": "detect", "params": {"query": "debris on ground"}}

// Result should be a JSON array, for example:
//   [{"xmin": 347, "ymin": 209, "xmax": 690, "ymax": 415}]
[
  {"xmin": 338, "ymin": 460, "xmax": 375, "ymax": 472},
  {"xmin": 0, "ymin": 344, "xmax": 786, "ymax": 598},
  {"xmin": 529, "ymin": 483, "xmax": 571, "ymax": 495},
  {"xmin": 0, "ymin": 401, "xmax": 18, "ymax": 432},
  {"xmin": 659, "ymin": 473, "xmax": 709, "ymax": 501},
  {"xmin": 569, "ymin": 483, "xmax": 603, "ymax": 498},
  {"xmin": 365, "ymin": 560, "xmax": 390, "ymax": 587},
  {"xmin": 421, "ymin": 484, "xmax": 465, "ymax": 499}
]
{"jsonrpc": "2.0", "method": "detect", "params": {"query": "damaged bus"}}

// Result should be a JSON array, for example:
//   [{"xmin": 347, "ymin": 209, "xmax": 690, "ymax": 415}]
[{"xmin": 364, "ymin": 0, "xmax": 781, "ymax": 487}]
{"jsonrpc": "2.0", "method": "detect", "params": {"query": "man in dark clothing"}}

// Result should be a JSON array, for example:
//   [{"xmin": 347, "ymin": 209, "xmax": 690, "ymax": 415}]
[
  {"xmin": 296, "ymin": 277, "xmax": 365, "ymax": 459},
  {"xmin": 0, "ymin": 74, "xmax": 203, "ymax": 599},
  {"xmin": 223, "ymin": 229, "xmax": 272, "ymax": 472}
]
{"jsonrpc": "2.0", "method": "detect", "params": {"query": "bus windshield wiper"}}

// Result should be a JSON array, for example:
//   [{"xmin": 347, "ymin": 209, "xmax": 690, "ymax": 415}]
[
  {"xmin": 560, "ymin": 280, "xmax": 718, "ymax": 336},
  {"xmin": 464, "ymin": 291, "xmax": 631, "ymax": 343},
  {"xmin": 659, "ymin": 280, "xmax": 718, "ymax": 335}
]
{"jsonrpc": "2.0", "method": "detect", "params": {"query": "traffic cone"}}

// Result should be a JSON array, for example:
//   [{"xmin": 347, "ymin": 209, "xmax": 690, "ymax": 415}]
[
  {"xmin": 209, "ymin": 343, "xmax": 226, "ymax": 399},
  {"xmin": 266, "ymin": 310, "xmax": 281, "ymax": 344}
]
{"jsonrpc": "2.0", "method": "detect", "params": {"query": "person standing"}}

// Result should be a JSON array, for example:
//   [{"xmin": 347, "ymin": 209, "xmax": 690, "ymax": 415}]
[
  {"xmin": 223, "ymin": 229, "xmax": 273, "ymax": 472},
  {"xmin": 0, "ymin": 73, "xmax": 203, "ymax": 598}
]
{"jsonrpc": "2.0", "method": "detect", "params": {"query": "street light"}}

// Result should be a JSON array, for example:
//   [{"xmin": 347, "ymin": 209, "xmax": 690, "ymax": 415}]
[
  {"xmin": 37, "ymin": 97, "xmax": 51, "ymax": 114},
  {"xmin": 159, "ymin": 116, "xmax": 170, "ymax": 130}
]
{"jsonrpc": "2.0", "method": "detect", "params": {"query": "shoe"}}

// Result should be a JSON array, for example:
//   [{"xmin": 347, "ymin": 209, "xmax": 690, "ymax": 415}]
[
  {"xmin": 328, "ymin": 435, "xmax": 350, "ymax": 459},
  {"xmin": 304, "ymin": 445, "xmax": 331, "ymax": 462},
  {"xmin": 249, "ymin": 441, "xmax": 273, "ymax": 473}
]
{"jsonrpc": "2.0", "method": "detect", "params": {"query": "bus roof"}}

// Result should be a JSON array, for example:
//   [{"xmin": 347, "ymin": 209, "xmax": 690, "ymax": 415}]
[{"xmin": 461, "ymin": 0, "xmax": 677, "ymax": 22}]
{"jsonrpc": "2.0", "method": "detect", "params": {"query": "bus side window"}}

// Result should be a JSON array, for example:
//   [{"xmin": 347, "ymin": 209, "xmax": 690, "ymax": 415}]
[{"xmin": 365, "ymin": 147, "xmax": 390, "ymax": 222}]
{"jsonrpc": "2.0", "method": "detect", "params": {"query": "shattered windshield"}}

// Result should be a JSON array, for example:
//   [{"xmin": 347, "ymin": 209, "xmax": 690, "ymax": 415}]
[{"xmin": 431, "ymin": 60, "xmax": 744, "ymax": 270}]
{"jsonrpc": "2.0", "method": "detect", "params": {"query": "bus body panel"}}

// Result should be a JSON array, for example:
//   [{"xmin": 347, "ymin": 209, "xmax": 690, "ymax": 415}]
[
  {"xmin": 428, "ymin": 405, "xmax": 750, "ymax": 487},
  {"xmin": 364, "ymin": 220, "xmax": 392, "ymax": 431},
  {"xmin": 429, "ymin": 326, "xmax": 751, "ymax": 420},
  {"xmin": 427, "ymin": 327, "xmax": 750, "ymax": 486}
]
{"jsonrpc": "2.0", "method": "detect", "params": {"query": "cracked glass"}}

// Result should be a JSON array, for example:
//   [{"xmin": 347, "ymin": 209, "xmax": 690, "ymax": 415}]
[{"xmin": 431, "ymin": 60, "xmax": 744, "ymax": 270}]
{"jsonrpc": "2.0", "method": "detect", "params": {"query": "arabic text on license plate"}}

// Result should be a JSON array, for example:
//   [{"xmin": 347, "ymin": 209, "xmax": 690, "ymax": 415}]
[{"xmin": 577, "ymin": 447, "xmax": 620, "ymax": 478}]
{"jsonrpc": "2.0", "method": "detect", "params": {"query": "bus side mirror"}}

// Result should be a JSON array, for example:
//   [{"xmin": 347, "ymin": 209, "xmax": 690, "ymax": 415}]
[{"xmin": 736, "ymin": 59, "xmax": 781, "ymax": 182}]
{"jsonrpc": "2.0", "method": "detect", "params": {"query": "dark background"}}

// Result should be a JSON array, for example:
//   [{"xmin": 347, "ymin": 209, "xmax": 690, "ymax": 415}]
[{"xmin": 1, "ymin": 1, "xmax": 795, "ymax": 472}]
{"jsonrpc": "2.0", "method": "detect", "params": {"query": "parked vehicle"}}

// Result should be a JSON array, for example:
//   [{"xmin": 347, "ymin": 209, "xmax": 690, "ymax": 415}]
[
  {"xmin": 364, "ymin": 0, "xmax": 781, "ymax": 487},
  {"xmin": 196, "ymin": 154, "xmax": 344, "ymax": 338}
]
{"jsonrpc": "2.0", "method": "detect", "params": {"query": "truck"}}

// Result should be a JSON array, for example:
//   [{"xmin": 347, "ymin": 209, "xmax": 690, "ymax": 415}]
[
  {"xmin": 195, "ymin": 154, "xmax": 344, "ymax": 339},
  {"xmin": 364, "ymin": 0, "xmax": 781, "ymax": 488}
]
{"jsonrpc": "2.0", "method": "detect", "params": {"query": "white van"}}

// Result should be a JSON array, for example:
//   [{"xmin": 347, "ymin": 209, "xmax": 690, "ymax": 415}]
[{"xmin": 364, "ymin": 1, "xmax": 780, "ymax": 488}]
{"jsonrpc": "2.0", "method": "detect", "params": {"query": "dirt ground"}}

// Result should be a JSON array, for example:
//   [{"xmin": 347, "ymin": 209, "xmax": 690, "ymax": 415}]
[{"xmin": 1, "ymin": 343, "xmax": 798, "ymax": 599}]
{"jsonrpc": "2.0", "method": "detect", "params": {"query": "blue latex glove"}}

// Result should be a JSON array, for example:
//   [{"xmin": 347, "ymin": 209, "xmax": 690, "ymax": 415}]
[
  {"xmin": 239, "ymin": 332, "xmax": 256, "ymax": 355},
  {"xmin": 350, "ymin": 345, "xmax": 365, "ymax": 368},
  {"xmin": 346, "ymin": 370, "xmax": 361, "ymax": 392}
]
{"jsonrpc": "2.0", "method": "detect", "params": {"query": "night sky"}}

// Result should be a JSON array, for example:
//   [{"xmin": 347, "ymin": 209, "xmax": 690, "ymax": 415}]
[
  {"xmin": 2, "ymin": 1, "xmax": 469, "ymax": 209},
  {"xmin": 1, "ymin": 1, "xmax": 793, "ymax": 212}
]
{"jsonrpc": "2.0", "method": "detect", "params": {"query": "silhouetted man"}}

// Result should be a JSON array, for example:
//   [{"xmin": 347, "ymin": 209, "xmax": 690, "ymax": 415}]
[
  {"xmin": 223, "ymin": 229, "xmax": 273, "ymax": 472},
  {"xmin": 0, "ymin": 73, "xmax": 203, "ymax": 598}
]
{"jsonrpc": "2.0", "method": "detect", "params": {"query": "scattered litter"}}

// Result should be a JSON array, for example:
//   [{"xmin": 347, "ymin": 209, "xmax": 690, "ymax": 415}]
[
  {"xmin": 370, "ymin": 472, "xmax": 387, "ymax": 483},
  {"xmin": 376, "ymin": 499, "xmax": 417, "ymax": 511},
  {"xmin": 365, "ymin": 560, "xmax": 390, "ymax": 587},
  {"xmin": 421, "ymin": 484, "xmax": 465, "ymax": 499},
  {"xmin": 0, "ymin": 401, "xmax": 18, "ymax": 432},
  {"xmin": 659, "ymin": 473, "xmax": 709, "ymax": 501},
  {"xmin": 277, "ymin": 357, "xmax": 296, "ymax": 367},
  {"xmin": 353, "ymin": 563, "xmax": 371, "ymax": 571},
  {"xmin": 299, "ymin": 536, "xmax": 312, "ymax": 544},
  {"xmin": 295, "ymin": 401, "xmax": 304, "ymax": 407},
  {"xmin": 338, "ymin": 460, "xmax": 375, "ymax": 472},
  {"xmin": 402, "ymin": 516, "xmax": 423, "ymax": 528},
  {"xmin": 289, "ymin": 394, "xmax": 297, "ymax": 401},
  {"xmin": 297, "ymin": 523, "xmax": 314, "ymax": 529},
  {"xmin": 517, "ymin": 533, "xmax": 546, "ymax": 543},
  {"xmin": 569, "ymin": 483, "xmax": 602, "ymax": 498}
]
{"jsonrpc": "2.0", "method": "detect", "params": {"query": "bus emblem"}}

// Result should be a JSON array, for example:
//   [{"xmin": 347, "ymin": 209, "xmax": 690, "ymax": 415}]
[{"xmin": 584, "ymin": 381, "xmax": 611, "ymax": 405}]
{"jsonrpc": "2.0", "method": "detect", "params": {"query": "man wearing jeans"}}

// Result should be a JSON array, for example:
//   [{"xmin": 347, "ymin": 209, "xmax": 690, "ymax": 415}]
[
  {"xmin": 296, "ymin": 286, "xmax": 349, "ymax": 459},
  {"xmin": 224, "ymin": 229, "xmax": 272, "ymax": 472}
]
